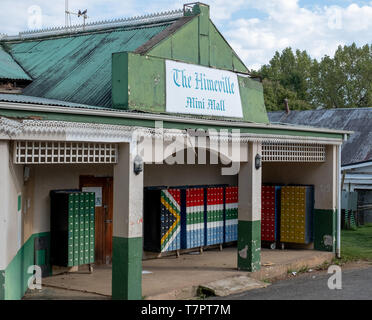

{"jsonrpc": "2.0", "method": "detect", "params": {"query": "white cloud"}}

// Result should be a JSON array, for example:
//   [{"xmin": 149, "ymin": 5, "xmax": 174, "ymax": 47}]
[
  {"xmin": 0, "ymin": 0, "xmax": 249, "ymax": 35},
  {"xmin": 224, "ymin": 1, "xmax": 372, "ymax": 70},
  {"xmin": 0, "ymin": 0, "xmax": 141, "ymax": 34},
  {"xmin": 206, "ymin": 0, "xmax": 246, "ymax": 21},
  {"xmin": 1, "ymin": 0, "xmax": 371, "ymax": 72}
]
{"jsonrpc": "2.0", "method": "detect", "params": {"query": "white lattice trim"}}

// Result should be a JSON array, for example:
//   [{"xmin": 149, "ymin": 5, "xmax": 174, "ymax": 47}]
[
  {"xmin": 14, "ymin": 141, "xmax": 118, "ymax": 164},
  {"xmin": 0, "ymin": 118, "xmax": 342, "ymax": 147},
  {"xmin": 0, "ymin": 118, "xmax": 22, "ymax": 136},
  {"xmin": 262, "ymin": 142, "xmax": 326, "ymax": 162}
]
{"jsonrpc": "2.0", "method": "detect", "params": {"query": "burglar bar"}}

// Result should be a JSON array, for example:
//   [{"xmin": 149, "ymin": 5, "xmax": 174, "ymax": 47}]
[
  {"xmin": 262, "ymin": 142, "xmax": 326, "ymax": 162},
  {"xmin": 14, "ymin": 141, "xmax": 118, "ymax": 164}
]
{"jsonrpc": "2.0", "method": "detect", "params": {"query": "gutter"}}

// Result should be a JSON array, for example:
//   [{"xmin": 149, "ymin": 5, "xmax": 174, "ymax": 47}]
[
  {"xmin": 337, "ymin": 134, "xmax": 348, "ymax": 258},
  {"xmin": 0, "ymin": 101, "xmax": 352, "ymax": 136},
  {"xmin": 342, "ymin": 161, "xmax": 372, "ymax": 171}
]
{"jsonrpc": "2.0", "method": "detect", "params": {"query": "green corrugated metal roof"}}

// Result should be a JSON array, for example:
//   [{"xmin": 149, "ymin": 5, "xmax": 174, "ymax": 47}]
[
  {"xmin": 0, "ymin": 93, "xmax": 106, "ymax": 110},
  {"xmin": 0, "ymin": 45, "xmax": 32, "ymax": 81},
  {"xmin": 3, "ymin": 23, "xmax": 172, "ymax": 107}
]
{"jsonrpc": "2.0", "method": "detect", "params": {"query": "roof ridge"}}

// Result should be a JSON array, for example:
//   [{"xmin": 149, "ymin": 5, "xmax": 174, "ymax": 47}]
[
  {"xmin": 270, "ymin": 107, "xmax": 372, "ymax": 113},
  {"xmin": 1, "ymin": 9, "xmax": 183, "ymax": 41}
]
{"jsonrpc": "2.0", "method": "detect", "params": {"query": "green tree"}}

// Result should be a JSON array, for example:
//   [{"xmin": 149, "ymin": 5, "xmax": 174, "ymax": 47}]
[
  {"xmin": 254, "ymin": 44, "xmax": 372, "ymax": 111},
  {"xmin": 254, "ymin": 47, "xmax": 313, "ymax": 111},
  {"xmin": 311, "ymin": 43, "xmax": 372, "ymax": 108}
]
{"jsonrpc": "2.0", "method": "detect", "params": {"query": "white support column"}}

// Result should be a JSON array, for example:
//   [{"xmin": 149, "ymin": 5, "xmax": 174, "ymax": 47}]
[
  {"xmin": 0, "ymin": 141, "xmax": 11, "ymax": 300},
  {"xmin": 237, "ymin": 141, "xmax": 262, "ymax": 272},
  {"xmin": 0, "ymin": 141, "xmax": 9, "ymax": 274},
  {"xmin": 112, "ymin": 142, "xmax": 144, "ymax": 300},
  {"xmin": 0, "ymin": 141, "xmax": 29, "ymax": 300},
  {"xmin": 337, "ymin": 144, "xmax": 342, "ymax": 258}
]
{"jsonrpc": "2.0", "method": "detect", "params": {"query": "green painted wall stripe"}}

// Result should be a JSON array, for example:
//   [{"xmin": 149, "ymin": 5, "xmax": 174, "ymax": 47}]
[
  {"xmin": 313, "ymin": 209, "xmax": 336, "ymax": 252},
  {"xmin": 112, "ymin": 236, "xmax": 142, "ymax": 300},
  {"xmin": 17, "ymin": 194, "xmax": 22, "ymax": 212},
  {"xmin": 5, "ymin": 234, "xmax": 34, "ymax": 300},
  {"xmin": 0, "ymin": 108, "xmax": 344, "ymax": 140},
  {"xmin": 0, "ymin": 270, "xmax": 5, "ymax": 300},
  {"xmin": 237, "ymin": 220, "xmax": 261, "ymax": 272},
  {"xmin": 2, "ymin": 232, "xmax": 50, "ymax": 300}
]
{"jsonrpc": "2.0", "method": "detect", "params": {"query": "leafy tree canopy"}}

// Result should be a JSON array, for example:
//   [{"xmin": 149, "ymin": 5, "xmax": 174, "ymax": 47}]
[{"xmin": 253, "ymin": 43, "xmax": 372, "ymax": 111}]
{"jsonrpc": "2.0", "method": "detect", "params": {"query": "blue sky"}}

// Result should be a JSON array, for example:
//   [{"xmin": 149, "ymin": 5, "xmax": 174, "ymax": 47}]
[{"xmin": 1, "ymin": 0, "xmax": 372, "ymax": 70}]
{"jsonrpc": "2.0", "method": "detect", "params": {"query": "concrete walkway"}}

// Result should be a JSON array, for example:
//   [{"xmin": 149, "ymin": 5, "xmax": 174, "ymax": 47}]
[
  {"xmin": 29, "ymin": 247, "xmax": 333, "ymax": 300},
  {"xmin": 215, "ymin": 264, "xmax": 372, "ymax": 300}
]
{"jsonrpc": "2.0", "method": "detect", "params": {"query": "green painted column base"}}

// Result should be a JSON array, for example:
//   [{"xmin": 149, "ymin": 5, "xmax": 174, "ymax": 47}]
[
  {"xmin": 3, "ymin": 232, "xmax": 50, "ymax": 300},
  {"xmin": 237, "ymin": 220, "xmax": 261, "ymax": 272},
  {"xmin": 0, "ymin": 271, "xmax": 5, "ymax": 300},
  {"xmin": 314, "ymin": 209, "xmax": 337, "ymax": 252},
  {"xmin": 112, "ymin": 236, "xmax": 142, "ymax": 300}
]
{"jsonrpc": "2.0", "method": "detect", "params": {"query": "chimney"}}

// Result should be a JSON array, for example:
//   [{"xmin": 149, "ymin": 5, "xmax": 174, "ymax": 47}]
[
  {"xmin": 183, "ymin": 2, "xmax": 209, "ymax": 18},
  {"xmin": 284, "ymin": 98, "xmax": 290, "ymax": 115}
]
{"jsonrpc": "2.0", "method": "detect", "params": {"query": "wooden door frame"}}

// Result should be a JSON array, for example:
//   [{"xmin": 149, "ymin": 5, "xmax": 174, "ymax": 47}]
[{"xmin": 79, "ymin": 176, "xmax": 113, "ymax": 265}]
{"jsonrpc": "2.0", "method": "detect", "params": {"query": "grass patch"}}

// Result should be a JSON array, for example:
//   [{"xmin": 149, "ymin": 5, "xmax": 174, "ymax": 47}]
[
  {"xmin": 298, "ymin": 265, "xmax": 309, "ymax": 273},
  {"xmin": 315, "ymin": 256, "xmax": 356, "ymax": 271},
  {"xmin": 287, "ymin": 265, "xmax": 309, "ymax": 275},
  {"xmin": 197, "ymin": 286, "xmax": 215, "ymax": 299},
  {"xmin": 341, "ymin": 224, "xmax": 372, "ymax": 261}
]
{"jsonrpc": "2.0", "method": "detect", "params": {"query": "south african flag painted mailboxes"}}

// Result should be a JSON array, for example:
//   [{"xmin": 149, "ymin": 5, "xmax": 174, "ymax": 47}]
[{"xmin": 143, "ymin": 188, "xmax": 181, "ymax": 252}]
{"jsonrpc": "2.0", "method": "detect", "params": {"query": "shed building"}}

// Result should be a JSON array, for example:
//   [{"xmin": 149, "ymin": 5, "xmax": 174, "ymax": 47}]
[{"xmin": 270, "ymin": 108, "xmax": 372, "ymax": 223}]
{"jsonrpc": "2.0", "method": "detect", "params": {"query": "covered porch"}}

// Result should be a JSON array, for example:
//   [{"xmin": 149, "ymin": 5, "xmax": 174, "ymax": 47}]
[{"xmin": 0, "ymin": 116, "xmax": 345, "ymax": 300}]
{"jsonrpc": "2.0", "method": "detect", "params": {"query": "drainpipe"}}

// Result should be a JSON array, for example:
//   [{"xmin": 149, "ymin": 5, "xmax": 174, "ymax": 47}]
[
  {"xmin": 337, "ymin": 144, "xmax": 341, "ymax": 258},
  {"xmin": 336, "ymin": 134, "xmax": 347, "ymax": 258}
]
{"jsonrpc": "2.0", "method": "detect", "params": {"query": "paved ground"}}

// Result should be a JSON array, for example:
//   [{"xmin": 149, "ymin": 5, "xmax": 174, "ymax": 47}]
[
  {"xmin": 23, "ymin": 287, "xmax": 109, "ymax": 300},
  {"xmin": 216, "ymin": 263, "xmax": 372, "ymax": 300},
  {"xmin": 23, "ymin": 247, "xmax": 333, "ymax": 300}
]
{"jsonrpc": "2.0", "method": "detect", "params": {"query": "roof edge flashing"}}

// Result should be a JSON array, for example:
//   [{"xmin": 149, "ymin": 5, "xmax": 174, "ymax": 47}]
[{"xmin": 1, "ymin": 9, "xmax": 183, "ymax": 41}]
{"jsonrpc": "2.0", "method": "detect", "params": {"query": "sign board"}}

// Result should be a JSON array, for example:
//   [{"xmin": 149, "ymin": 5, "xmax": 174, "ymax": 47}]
[
  {"xmin": 82, "ymin": 187, "xmax": 103, "ymax": 207},
  {"xmin": 165, "ymin": 60, "xmax": 243, "ymax": 118}
]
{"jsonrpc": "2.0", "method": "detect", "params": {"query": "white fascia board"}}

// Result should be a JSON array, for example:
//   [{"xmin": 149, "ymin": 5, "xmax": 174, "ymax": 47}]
[
  {"xmin": 344, "ymin": 179, "xmax": 372, "ymax": 185},
  {"xmin": 353, "ymin": 185, "xmax": 372, "ymax": 190},
  {"xmin": 345, "ymin": 174, "xmax": 372, "ymax": 180},
  {"xmin": 0, "ymin": 101, "xmax": 351, "ymax": 136},
  {"xmin": 0, "ymin": 117, "xmax": 343, "ymax": 146},
  {"xmin": 342, "ymin": 161, "xmax": 372, "ymax": 171}
]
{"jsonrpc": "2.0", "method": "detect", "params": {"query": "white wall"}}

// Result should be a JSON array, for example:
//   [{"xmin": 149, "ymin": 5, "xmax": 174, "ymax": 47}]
[
  {"xmin": 144, "ymin": 163, "xmax": 238, "ymax": 187},
  {"xmin": 0, "ymin": 153, "xmax": 113, "ymax": 270},
  {"xmin": 6, "ymin": 157, "xmax": 236, "ymax": 250},
  {"xmin": 0, "ymin": 141, "xmax": 24, "ymax": 270},
  {"xmin": 31, "ymin": 164, "xmax": 113, "ymax": 234},
  {"xmin": 262, "ymin": 145, "xmax": 338, "ymax": 209}
]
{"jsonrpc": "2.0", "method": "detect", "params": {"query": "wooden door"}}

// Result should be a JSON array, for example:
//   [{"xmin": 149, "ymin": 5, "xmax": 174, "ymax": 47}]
[{"xmin": 80, "ymin": 176, "xmax": 113, "ymax": 265}]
